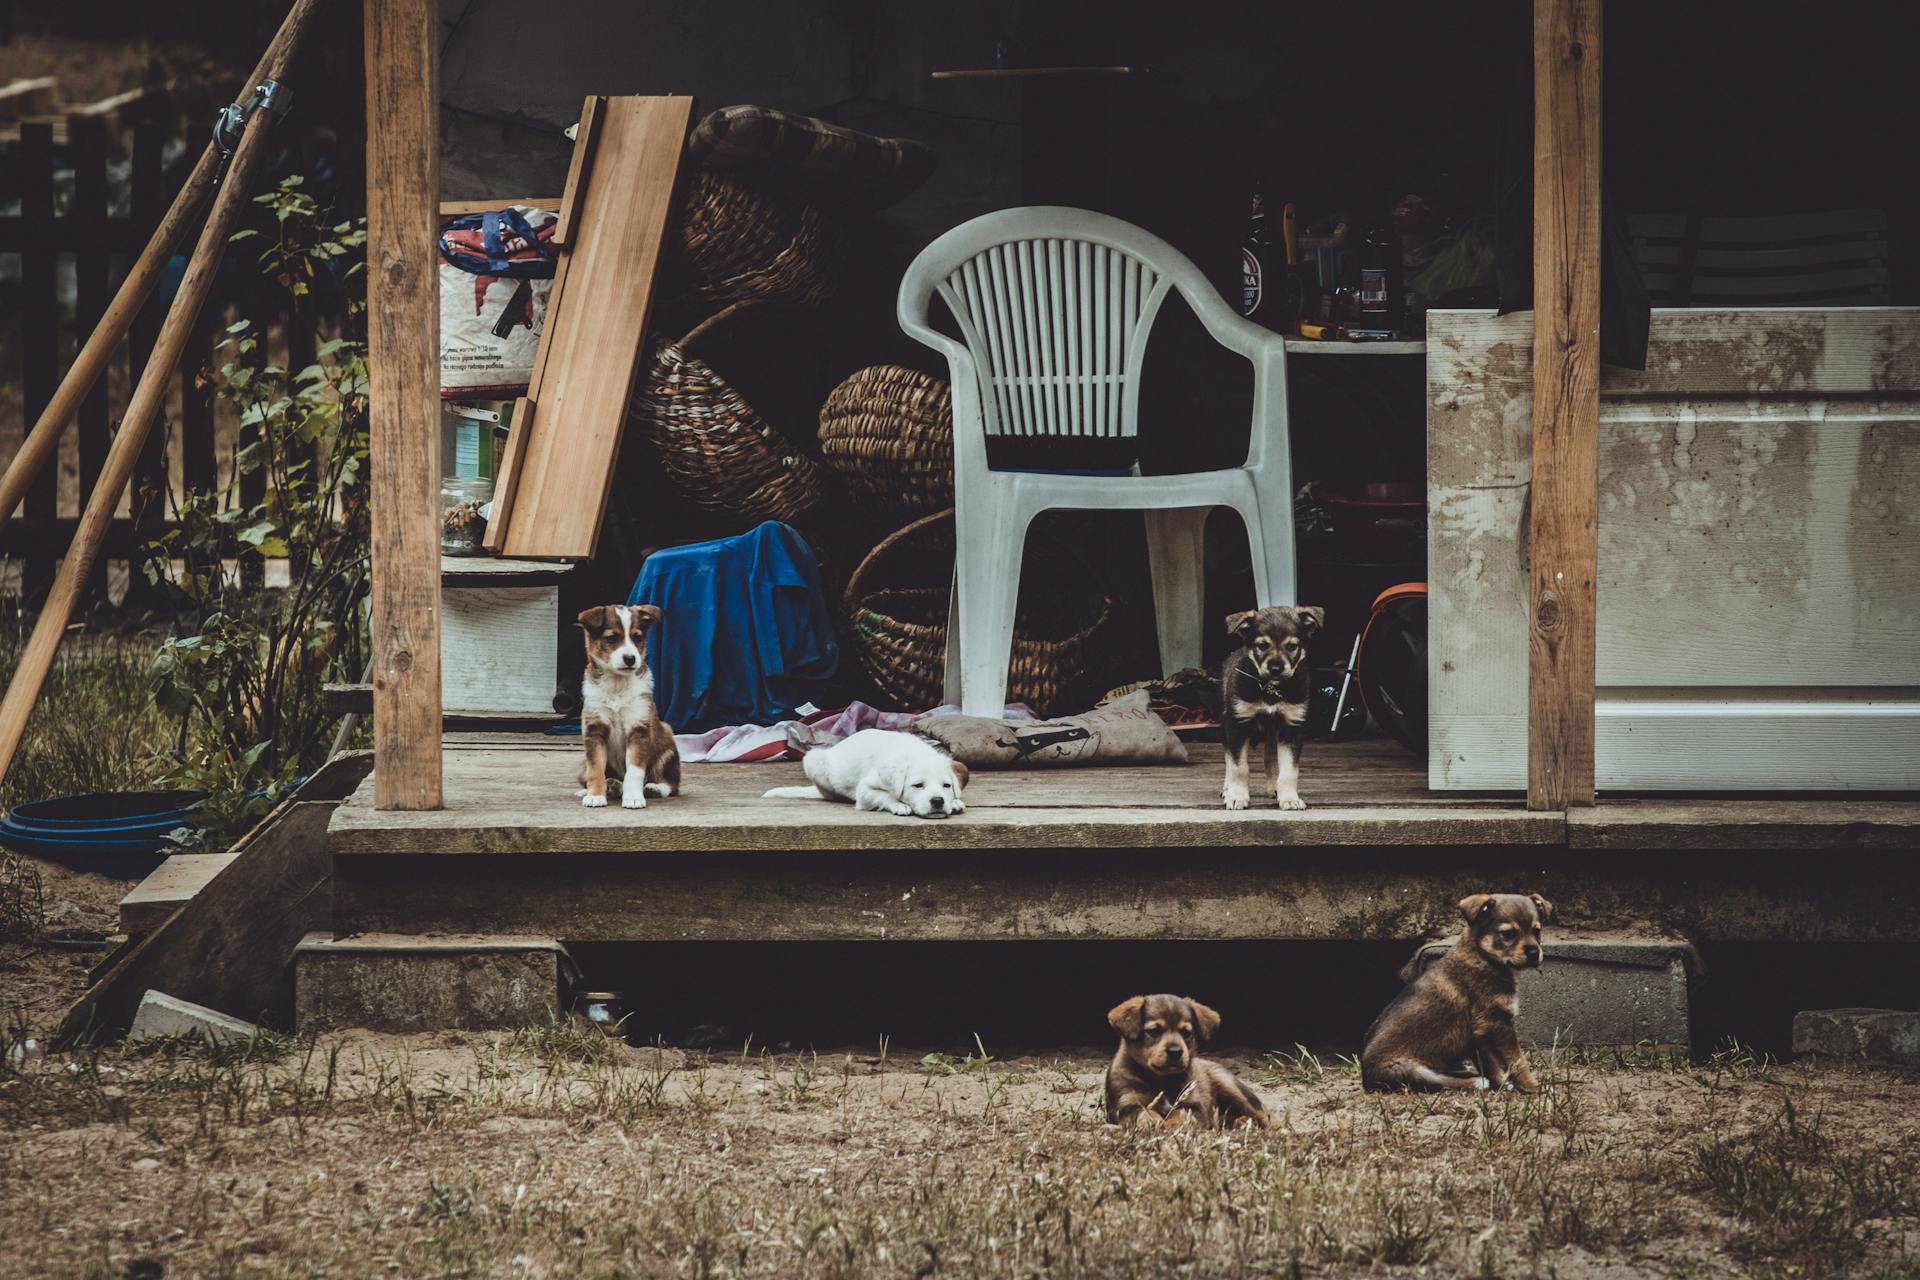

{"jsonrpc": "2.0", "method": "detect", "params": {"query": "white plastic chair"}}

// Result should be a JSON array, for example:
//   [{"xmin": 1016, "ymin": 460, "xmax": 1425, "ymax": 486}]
[{"xmin": 897, "ymin": 206, "xmax": 1297, "ymax": 717}]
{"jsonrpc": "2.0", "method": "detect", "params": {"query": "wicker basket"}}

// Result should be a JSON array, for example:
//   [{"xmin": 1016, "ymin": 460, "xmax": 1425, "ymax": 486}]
[
  {"xmin": 845, "ymin": 509, "xmax": 1118, "ymax": 715},
  {"xmin": 817, "ymin": 365, "xmax": 954, "ymax": 520},
  {"xmin": 671, "ymin": 171, "xmax": 844, "ymax": 310},
  {"xmin": 628, "ymin": 302, "xmax": 832, "ymax": 524}
]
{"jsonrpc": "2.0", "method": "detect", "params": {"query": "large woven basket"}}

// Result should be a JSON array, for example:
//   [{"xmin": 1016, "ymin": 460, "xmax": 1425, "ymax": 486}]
[
  {"xmin": 846, "ymin": 509, "xmax": 1118, "ymax": 715},
  {"xmin": 628, "ymin": 302, "xmax": 832, "ymax": 524},
  {"xmin": 817, "ymin": 365, "xmax": 953, "ymax": 520},
  {"xmin": 671, "ymin": 171, "xmax": 844, "ymax": 310}
]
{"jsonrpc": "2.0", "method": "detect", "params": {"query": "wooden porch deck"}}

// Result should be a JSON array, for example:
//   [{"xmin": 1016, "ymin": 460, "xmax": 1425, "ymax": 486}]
[{"xmin": 324, "ymin": 734, "xmax": 1920, "ymax": 945}]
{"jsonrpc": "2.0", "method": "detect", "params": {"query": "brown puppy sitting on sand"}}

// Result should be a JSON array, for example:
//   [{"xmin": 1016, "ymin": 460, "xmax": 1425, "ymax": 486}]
[
  {"xmin": 1361, "ymin": 892, "xmax": 1553, "ymax": 1093},
  {"xmin": 1105, "ymin": 994, "xmax": 1275, "ymax": 1129}
]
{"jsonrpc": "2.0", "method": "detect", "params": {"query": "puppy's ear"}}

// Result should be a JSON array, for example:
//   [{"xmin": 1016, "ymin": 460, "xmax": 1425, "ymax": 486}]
[
  {"xmin": 631, "ymin": 603, "xmax": 663, "ymax": 631},
  {"xmin": 949, "ymin": 759, "xmax": 969, "ymax": 790},
  {"xmin": 1226, "ymin": 610, "xmax": 1258, "ymax": 642},
  {"xmin": 1294, "ymin": 606, "xmax": 1326, "ymax": 638},
  {"xmin": 1458, "ymin": 893, "xmax": 1494, "ymax": 923},
  {"xmin": 1185, "ymin": 998, "xmax": 1222, "ymax": 1043},
  {"xmin": 575, "ymin": 606, "xmax": 608, "ymax": 631},
  {"xmin": 1107, "ymin": 996, "xmax": 1146, "ymax": 1039},
  {"xmin": 1528, "ymin": 892, "xmax": 1555, "ymax": 924}
]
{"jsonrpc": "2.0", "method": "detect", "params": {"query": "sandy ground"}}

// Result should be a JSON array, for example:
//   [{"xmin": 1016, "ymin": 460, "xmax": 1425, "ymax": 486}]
[{"xmin": 3, "ymin": 923, "xmax": 1918, "ymax": 1280}]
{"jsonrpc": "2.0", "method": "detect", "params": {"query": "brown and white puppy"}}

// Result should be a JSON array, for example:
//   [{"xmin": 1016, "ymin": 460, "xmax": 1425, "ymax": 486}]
[
  {"xmin": 1104, "ymin": 994, "xmax": 1275, "ymax": 1129},
  {"xmin": 575, "ymin": 604, "xmax": 681, "ymax": 810},
  {"xmin": 1219, "ymin": 606, "xmax": 1325, "ymax": 811},
  {"xmin": 1361, "ymin": 892, "xmax": 1553, "ymax": 1093}
]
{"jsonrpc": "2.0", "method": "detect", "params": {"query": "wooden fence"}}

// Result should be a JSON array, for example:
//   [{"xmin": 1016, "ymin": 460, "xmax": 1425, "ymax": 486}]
[{"xmin": 0, "ymin": 112, "xmax": 299, "ymax": 605}]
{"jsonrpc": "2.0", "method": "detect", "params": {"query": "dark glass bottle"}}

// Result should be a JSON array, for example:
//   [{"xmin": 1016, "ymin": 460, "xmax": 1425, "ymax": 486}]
[
  {"xmin": 1241, "ymin": 182, "xmax": 1278, "ymax": 326},
  {"xmin": 1356, "ymin": 225, "xmax": 1403, "ymax": 333}
]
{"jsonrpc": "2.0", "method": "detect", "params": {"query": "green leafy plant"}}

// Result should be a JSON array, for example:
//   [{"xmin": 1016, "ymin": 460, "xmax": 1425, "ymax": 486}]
[{"xmin": 142, "ymin": 177, "xmax": 370, "ymax": 848}]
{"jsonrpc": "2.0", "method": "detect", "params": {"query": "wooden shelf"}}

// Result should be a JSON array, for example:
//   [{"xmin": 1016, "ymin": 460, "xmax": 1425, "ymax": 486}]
[
  {"xmin": 440, "ymin": 554, "xmax": 578, "ymax": 588},
  {"xmin": 1283, "ymin": 338, "xmax": 1427, "ymax": 356},
  {"xmin": 930, "ymin": 66, "xmax": 1137, "ymax": 80}
]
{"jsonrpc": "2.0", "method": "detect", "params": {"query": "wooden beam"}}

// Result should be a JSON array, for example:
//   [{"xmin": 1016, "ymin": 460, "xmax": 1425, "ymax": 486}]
[
  {"xmin": 364, "ymin": 0, "xmax": 444, "ymax": 808},
  {"xmin": 1527, "ymin": 0, "xmax": 1602, "ymax": 810},
  {"xmin": 57, "ymin": 753, "xmax": 375, "ymax": 1043}
]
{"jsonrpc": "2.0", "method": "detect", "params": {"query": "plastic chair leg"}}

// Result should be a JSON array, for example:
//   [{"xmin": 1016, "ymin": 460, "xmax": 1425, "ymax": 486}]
[
  {"xmin": 942, "ymin": 575, "xmax": 963, "ymax": 706},
  {"xmin": 1144, "ymin": 506, "xmax": 1209, "ymax": 674},
  {"xmin": 1240, "ymin": 485, "xmax": 1297, "ymax": 608},
  {"xmin": 952, "ymin": 497, "xmax": 1029, "ymax": 717}
]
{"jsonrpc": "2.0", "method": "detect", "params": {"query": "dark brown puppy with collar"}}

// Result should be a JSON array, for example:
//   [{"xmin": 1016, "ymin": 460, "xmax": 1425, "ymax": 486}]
[
  {"xmin": 1105, "ymin": 994, "xmax": 1275, "ymax": 1129},
  {"xmin": 1361, "ymin": 892, "xmax": 1553, "ymax": 1093},
  {"xmin": 1220, "ymin": 606, "xmax": 1325, "ymax": 810}
]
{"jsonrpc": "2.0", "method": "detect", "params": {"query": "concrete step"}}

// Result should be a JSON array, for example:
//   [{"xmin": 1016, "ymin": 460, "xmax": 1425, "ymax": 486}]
[
  {"xmin": 1408, "ymin": 931, "xmax": 1699, "ymax": 1049},
  {"xmin": 1793, "ymin": 1008, "xmax": 1920, "ymax": 1065},
  {"xmin": 294, "ymin": 932, "xmax": 577, "ymax": 1033},
  {"xmin": 119, "ymin": 852, "xmax": 239, "ymax": 936}
]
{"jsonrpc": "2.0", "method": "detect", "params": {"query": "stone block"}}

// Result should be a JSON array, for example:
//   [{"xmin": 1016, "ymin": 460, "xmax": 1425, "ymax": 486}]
[
  {"xmin": 1410, "ymin": 932, "xmax": 1697, "ymax": 1048},
  {"xmin": 1792, "ymin": 1008, "xmax": 1920, "ymax": 1065},
  {"xmin": 129, "ymin": 991, "xmax": 261, "ymax": 1046},
  {"xmin": 294, "ymin": 933, "xmax": 573, "ymax": 1033}
]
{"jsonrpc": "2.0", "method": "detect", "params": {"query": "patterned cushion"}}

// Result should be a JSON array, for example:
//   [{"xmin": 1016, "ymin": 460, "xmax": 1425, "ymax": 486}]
[{"xmin": 687, "ymin": 105, "xmax": 935, "ymax": 209}]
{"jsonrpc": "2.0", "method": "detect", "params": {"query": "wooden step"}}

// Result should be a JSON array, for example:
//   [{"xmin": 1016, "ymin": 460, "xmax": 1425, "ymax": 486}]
[{"xmin": 119, "ymin": 852, "xmax": 239, "ymax": 936}]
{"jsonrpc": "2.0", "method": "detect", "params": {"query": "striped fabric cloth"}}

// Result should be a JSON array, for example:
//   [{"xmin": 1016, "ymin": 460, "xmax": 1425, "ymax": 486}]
[{"xmin": 687, "ymin": 104, "xmax": 936, "ymax": 209}]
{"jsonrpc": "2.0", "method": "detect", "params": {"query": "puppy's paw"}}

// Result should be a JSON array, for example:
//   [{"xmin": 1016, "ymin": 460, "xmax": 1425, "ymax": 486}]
[
  {"xmin": 621, "ymin": 791, "xmax": 648, "ymax": 810},
  {"xmin": 1222, "ymin": 785, "xmax": 1250, "ymax": 811},
  {"xmin": 884, "ymin": 801, "xmax": 914, "ymax": 817},
  {"xmin": 643, "ymin": 783, "xmax": 673, "ymax": 798},
  {"xmin": 1277, "ymin": 790, "xmax": 1307, "ymax": 811},
  {"xmin": 1473, "ymin": 1076, "xmax": 1493, "ymax": 1091},
  {"xmin": 948, "ymin": 800, "xmax": 965, "ymax": 816},
  {"xmin": 581, "ymin": 793, "xmax": 608, "ymax": 809}
]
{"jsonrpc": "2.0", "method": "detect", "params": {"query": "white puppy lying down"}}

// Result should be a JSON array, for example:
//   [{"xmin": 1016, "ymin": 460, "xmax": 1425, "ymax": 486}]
[{"xmin": 763, "ymin": 730, "xmax": 969, "ymax": 818}]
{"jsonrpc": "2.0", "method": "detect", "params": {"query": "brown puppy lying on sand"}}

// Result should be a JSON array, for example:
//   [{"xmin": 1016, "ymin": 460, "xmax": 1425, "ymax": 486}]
[
  {"xmin": 1105, "ymin": 994, "xmax": 1275, "ymax": 1129},
  {"xmin": 1361, "ymin": 892, "xmax": 1552, "ymax": 1093}
]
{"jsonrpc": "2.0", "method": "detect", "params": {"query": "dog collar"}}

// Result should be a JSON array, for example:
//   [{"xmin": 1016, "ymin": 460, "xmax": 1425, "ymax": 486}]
[{"xmin": 1236, "ymin": 664, "xmax": 1297, "ymax": 702}]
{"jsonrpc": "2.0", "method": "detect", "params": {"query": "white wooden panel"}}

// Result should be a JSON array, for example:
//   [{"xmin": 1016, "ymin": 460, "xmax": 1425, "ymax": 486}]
[
  {"xmin": 1429, "ymin": 308, "xmax": 1920, "ymax": 791},
  {"xmin": 441, "ymin": 584, "xmax": 560, "ymax": 715}
]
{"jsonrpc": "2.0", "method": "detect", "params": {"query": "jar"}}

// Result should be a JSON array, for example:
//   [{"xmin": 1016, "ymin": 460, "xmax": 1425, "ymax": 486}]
[
  {"xmin": 571, "ymin": 990, "xmax": 629, "ymax": 1036},
  {"xmin": 440, "ymin": 476, "xmax": 493, "ymax": 556}
]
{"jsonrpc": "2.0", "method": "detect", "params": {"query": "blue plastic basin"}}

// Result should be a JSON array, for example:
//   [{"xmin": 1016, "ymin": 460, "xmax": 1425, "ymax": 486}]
[{"xmin": 0, "ymin": 789, "xmax": 208, "ymax": 875}]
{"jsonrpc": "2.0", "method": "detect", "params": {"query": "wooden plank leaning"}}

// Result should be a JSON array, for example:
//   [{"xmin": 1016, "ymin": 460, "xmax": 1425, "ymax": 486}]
[
  {"xmin": 483, "ymin": 96, "xmax": 606, "ymax": 553},
  {"xmin": 494, "ymin": 96, "xmax": 691, "ymax": 560},
  {"xmin": 0, "ymin": 1, "xmax": 321, "ymax": 788},
  {"xmin": 0, "ymin": 0, "xmax": 324, "ymax": 533},
  {"xmin": 56, "ymin": 751, "xmax": 376, "ymax": 1045}
]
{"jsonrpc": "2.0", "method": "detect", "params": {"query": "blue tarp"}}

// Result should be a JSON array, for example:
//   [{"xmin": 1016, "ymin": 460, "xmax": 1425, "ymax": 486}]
[{"xmin": 628, "ymin": 521, "xmax": 839, "ymax": 733}]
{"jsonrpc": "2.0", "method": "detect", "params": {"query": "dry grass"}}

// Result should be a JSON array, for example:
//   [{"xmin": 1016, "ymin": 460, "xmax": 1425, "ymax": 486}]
[{"xmin": 3, "ymin": 1024, "xmax": 1918, "ymax": 1279}]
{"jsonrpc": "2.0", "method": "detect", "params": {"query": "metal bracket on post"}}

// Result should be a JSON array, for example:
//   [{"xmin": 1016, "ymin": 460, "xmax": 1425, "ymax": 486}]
[{"xmin": 212, "ymin": 79, "xmax": 295, "ymax": 180}]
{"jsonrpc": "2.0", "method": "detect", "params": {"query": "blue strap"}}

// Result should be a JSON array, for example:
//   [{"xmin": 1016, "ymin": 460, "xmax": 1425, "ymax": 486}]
[{"xmin": 439, "ymin": 208, "xmax": 556, "ymax": 279}]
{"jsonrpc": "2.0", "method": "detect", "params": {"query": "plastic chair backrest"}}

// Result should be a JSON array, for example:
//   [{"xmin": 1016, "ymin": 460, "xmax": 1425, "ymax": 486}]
[{"xmin": 902, "ymin": 208, "xmax": 1223, "ymax": 442}]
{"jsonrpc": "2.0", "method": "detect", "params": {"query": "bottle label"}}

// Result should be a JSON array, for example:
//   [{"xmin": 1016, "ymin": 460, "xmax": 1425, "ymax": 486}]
[
  {"xmin": 1242, "ymin": 248, "xmax": 1263, "ymax": 316},
  {"xmin": 1359, "ymin": 267, "xmax": 1388, "ymax": 312}
]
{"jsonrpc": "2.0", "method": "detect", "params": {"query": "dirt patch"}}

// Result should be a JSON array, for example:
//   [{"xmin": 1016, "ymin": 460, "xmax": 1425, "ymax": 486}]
[
  {"xmin": 1, "ymin": 1013, "xmax": 1916, "ymax": 1279},
  {"xmin": 1, "ymin": 852, "xmax": 125, "ymax": 1037}
]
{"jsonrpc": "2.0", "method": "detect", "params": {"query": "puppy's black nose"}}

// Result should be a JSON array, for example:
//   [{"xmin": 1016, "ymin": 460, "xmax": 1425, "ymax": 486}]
[
  {"xmin": 1164, "ymin": 1042, "xmax": 1184, "ymax": 1060},
  {"xmin": 928, "ymin": 794, "xmax": 945, "ymax": 810},
  {"xmin": 1525, "ymin": 944, "xmax": 1542, "ymax": 963},
  {"xmin": 621, "ymin": 654, "xmax": 637, "ymax": 667}
]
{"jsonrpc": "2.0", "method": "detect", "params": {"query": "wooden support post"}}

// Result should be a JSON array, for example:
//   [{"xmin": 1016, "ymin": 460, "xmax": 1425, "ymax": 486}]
[
  {"xmin": 364, "ymin": 0, "xmax": 443, "ymax": 809},
  {"xmin": 1528, "ymin": 0, "xmax": 1602, "ymax": 810}
]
